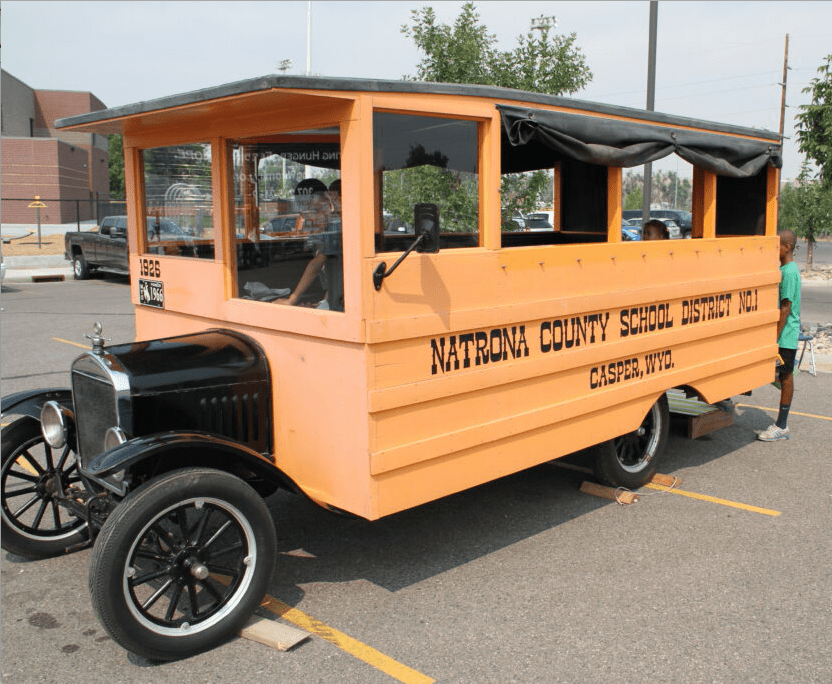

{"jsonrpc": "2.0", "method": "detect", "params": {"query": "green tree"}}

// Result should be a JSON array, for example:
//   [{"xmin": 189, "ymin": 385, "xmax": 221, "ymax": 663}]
[
  {"xmin": 791, "ymin": 53, "xmax": 832, "ymax": 268},
  {"xmin": 401, "ymin": 3, "xmax": 496, "ymax": 86},
  {"xmin": 795, "ymin": 54, "xmax": 832, "ymax": 187},
  {"xmin": 623, "ymin": 170, "xmax": 691, "ymax": 212},
  {"xmin": 490, "ymin": 21, "xmax": 592, "ymax": 96},
  {"xmin": 779, "ymin": 165, "xmax": 832, "ymax": 270},
  {"xmin": 384, "ymin": 166, "xmax": 479, "ymax": 233},
  {"xmin": 401, "ymin": 3, "xmax": 593, "ymax": 224},
  {"xmin": 108, "ymin": 135, "xmax": 125, "ymax": 199},
  {"xmin": 623, "ymin": 186, "xmax": 643, "ymax": 211},
  {"xmin": 653, "ymin": 171, "xmax": 691, "ymax": 210},
  {"xmin": 402, "ymin": 3, "xmax": 592, "ymax": 94}
]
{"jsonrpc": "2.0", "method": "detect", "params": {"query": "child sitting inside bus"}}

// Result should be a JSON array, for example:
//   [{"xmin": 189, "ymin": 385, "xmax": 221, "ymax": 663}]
[
  {"xmin": 642, "ymin": 219, "xmax": 669, "ymax": 241},
  {"xmin": 277, "ymin": 179, "xmax": 343, "ymax": 311}
]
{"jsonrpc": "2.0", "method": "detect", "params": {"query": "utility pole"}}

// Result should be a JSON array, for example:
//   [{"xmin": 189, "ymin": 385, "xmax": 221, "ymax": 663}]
[
  {"xmin": 306, "ymin": 1, "xmax": 312, "ymax": 76},
  {"xmin": 642, "ymin": 1, "xmax": 658, "ymax": 224},
  {"xmin": 777, "ymin": 34, "xmax": 802, "ymax": 259},
  {"xmin": 531, "ymin": 16, "xmax": 558, "ymax": 209},
  {"xmin": 778, "ymin": 34, "xmax": 790, "ymax": 151}
]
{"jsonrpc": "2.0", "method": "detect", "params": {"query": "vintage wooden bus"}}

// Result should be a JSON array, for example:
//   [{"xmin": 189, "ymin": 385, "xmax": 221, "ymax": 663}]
[{"xmin": 1, "ymin": 75, "xmax": 782, "ymax": 660}]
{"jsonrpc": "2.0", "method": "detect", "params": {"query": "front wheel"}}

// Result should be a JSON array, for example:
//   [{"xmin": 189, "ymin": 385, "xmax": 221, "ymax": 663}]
[
  {"xmin": 1, "ymin": 416, "xmax": 90, "ymax": 558},
  {"xmin": 589, "ymin": 394, "xmax": 669, "ymax": 489},
  {"xmin": 89, "ymin": 468, "xmax": 277, "ymax": 661}
]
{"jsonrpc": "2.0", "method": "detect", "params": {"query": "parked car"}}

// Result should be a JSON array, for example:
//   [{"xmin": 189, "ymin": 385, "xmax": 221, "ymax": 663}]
[
  {"xmin": 65, "ymin": 216, "xmax": 194, "ymax": 279},
  {"xmin": 383, "ymin": 212, "xmax": 413, "ymax": 235},
  {"xmin": 621, "ymin": 212, "xmax": 683, "ymax": 239},
  {"xmin": 261, "ymin": 214, "xmax": 303, "ymax": 234},
  {"xmin": 650, "ymin": 209, "xmax": 692, "ymax": 239},
  {"xmin": 622, "ymin": 221, "xmax": 641, "ymax": 241},
  {"xmin": 525, "ymin": 212, "xmax": 553, "ymax": 230},
  {"xmin": 662, "ymin": 219, "xmax": 682, "ymax": 240}
]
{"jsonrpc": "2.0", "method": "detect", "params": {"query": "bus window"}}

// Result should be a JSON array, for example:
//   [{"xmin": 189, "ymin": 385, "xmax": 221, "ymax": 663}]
[
  {"xmin": 142, "ymin": 143, "xmax": 214, "ymax": 258},
  {"xmin": 229, "ymin": 133, "xmax": 343, "ymax": 311},
  {"xmin": 501, "ymin": 158, "xmax": 607, "ymax": 247},
  {"xmin": 374, "ymin": 112, "xmax": 479, "ymax": 252},
  {"xmin": 716, "ymin": 170, "xmax": 767, "ymax": 237},
  {"xmin": 500, "ymin": 170, "xmax": 554, "ymax": 235}
]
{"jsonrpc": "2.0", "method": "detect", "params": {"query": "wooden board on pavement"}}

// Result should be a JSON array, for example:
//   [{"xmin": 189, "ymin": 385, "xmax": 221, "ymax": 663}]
[{"xmin": 240, "ymin": 616, "xmax": 310, "ymax": 651}]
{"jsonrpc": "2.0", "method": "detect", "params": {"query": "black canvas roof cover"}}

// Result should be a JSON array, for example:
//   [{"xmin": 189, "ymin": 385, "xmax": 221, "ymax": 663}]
[{"xmin": 498, "ymin": 104, "xmax": 782, "ymax": 178}]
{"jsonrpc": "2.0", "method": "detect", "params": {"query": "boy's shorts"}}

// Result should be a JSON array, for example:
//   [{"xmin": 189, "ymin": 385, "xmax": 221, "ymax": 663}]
[{"xmin": 777, "ymin": 347, "xmax": 797, "ymax": 380}]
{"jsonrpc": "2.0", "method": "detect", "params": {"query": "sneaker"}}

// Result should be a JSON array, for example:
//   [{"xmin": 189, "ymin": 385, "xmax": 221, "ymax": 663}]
[{"xmin": 756, "ymin": 424, "xmax": 790, "ymax": 441}]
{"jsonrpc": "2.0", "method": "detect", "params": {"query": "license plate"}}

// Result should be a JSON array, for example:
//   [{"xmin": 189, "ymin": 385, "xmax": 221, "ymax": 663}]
[{"xmin": 138, "ymin": 279, "xmax": 165, "ymax": 308}]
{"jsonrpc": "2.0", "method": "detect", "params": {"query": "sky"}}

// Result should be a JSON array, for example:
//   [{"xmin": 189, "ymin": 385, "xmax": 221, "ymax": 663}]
[{"xmin": 2, "ymin": 1, "xmax": 831, "ymax": 181}]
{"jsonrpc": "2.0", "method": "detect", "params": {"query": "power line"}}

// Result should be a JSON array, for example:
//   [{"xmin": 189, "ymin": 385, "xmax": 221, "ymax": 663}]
[
  {"xmin": 653, "ymin": 82, "xmax": 780, "ymax": 104},
  {"xmin": 592, "ymin": 69, "xmax": 779, "ymax": 100}
]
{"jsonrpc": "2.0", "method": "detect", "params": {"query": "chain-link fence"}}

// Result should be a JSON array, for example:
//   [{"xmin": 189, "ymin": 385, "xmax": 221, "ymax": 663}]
[{"xmin": 1, "ymin": 197, "xmax": 127, "ymax": 227}]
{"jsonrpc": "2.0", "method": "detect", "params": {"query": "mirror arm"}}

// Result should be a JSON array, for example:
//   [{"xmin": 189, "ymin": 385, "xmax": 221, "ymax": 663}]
[{"xmin": 372, "ymin": 233, "xmax": 427, "ymax": 291}]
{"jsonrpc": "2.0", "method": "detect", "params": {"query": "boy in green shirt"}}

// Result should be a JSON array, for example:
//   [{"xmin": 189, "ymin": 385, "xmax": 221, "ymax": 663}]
[{"xmin": 757, "ymin": 230, "xmax": 801, "ymax": 441}]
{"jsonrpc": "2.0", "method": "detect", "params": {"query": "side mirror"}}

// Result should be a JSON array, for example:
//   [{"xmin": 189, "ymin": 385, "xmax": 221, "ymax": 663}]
[
  {"xmin": 414, "ymin": 203, "xmax": 440, "ymax": 253},
  {"xmin": 372, "ymin": 203, "xmax": 441, "ymax": 291}
]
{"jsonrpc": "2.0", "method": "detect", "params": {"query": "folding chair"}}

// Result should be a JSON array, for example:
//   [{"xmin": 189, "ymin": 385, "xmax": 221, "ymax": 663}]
[{"xmin": 798, "ymin": 330, "xmax": 817, "ymax": 376}]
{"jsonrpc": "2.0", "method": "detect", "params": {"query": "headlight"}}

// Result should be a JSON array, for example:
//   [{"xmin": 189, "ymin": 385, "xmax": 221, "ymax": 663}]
[
  {"xmin": 41, "ymin": 401, "xmax": 73, "ymax": 449},
  {"xmin": 103, "ymin": 426, "xmax": 127, "ymax": 451}
]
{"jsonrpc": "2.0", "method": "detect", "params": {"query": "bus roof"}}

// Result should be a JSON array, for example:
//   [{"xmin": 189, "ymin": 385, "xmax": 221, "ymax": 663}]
[{"xmin": 55, "ymin": 74, "xmax": 781, "ymax": 144}]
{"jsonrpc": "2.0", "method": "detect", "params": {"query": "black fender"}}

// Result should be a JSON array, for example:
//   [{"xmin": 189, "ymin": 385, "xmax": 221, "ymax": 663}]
[
  {"xmin": 84, "ymin": 430, "xmax": 297, "ymax": 497},
  {"xmin": 1, "ymin": 388, "xmax": 73, "ymax": 420}
]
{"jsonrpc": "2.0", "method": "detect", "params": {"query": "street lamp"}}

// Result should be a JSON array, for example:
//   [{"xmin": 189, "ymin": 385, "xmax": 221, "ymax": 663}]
[{"xmin": 530, "ymin": 16, "xmax": 557, "ymax": 32}]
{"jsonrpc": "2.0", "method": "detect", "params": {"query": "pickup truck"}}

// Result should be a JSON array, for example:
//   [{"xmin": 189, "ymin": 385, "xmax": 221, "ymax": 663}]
[{"xmin": 65, "ymin": 216, "xmax": 194, "ymax": 279}]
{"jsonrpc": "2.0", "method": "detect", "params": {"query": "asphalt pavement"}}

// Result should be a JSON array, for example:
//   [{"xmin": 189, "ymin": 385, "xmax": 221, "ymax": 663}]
[{"xmin": 2, "ymin": 268, "xmax": 832, "ymax": 682}]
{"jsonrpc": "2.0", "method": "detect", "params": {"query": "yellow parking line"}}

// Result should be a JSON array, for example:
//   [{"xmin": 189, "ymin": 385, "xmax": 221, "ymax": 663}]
[
  {"xmin": 260, "ymin": 594, "xmax": 434, "ymax": 684},
  {"xmin": 643, "ymin": 482, "xmax": 781, "ymax": 516},
  {"xmin": 15, "ymin": 456, "xmax": 39, "ymax": 477},
  {"xmin": 53, "ymin": 337, "xmax": 88, "ymax": 349},
  {"xmin": 736, "ymin": 403, "xmax": 832, "ymax": 422}
]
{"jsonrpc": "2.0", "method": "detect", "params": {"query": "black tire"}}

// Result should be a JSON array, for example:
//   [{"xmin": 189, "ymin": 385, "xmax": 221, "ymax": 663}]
[
  {"xmin": 89, "ymin": 468, "xmax": 277, "ymax": 661},
  {"xmin": 1, "ymin": 416, "xmax": 90, "ymax": 558},
  {"xmin": 72, "ymin": 252, "xmax": 90, "ymax": 280},
  {"xmin": 589, "ymin": 394, "xmax": 669, "ymax": 489}
]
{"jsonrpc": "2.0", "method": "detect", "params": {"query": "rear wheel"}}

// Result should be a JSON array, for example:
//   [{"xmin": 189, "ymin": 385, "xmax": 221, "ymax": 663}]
[
  {"xmin": 89, "ymin": 468, "xmax": 277, "ymax": 661},
  {"xmin": 72, "ymin": 252, "xmax": 90, "ymax": 280},
  {"xmin": 1, "ymin": 416, "xmax": 89, "ymax": 558},
  {"xmin": 589, "ymin": 394, "xmax": 669, "ymax": 489}
]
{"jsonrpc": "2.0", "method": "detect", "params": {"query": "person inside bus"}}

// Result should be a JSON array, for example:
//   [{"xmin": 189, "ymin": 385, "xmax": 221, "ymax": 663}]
[
  {"xmin": 277, "ymin": 178, "xmax": 343, "ymax": 311},
  {"xmin": 642, "ymin": 219, "xmax": 669, "ymax": 241}
]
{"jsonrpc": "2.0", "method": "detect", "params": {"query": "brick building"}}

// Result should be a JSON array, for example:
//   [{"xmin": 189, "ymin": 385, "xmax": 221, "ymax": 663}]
[{"xmin": 1, "ymin": 70, "xmax": 110, "ymax": 224}]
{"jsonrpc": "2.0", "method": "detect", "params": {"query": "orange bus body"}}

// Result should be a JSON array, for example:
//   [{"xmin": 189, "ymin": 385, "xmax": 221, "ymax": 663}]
[{"xmin": 57, "ymin": 77, "xmax": 782, "ymax": 520}]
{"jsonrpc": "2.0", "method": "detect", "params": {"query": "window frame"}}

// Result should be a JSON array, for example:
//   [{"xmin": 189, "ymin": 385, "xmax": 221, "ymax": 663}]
[{"xmin": 372, "ymin": 109, "xmax": 486, "ymax": 254}]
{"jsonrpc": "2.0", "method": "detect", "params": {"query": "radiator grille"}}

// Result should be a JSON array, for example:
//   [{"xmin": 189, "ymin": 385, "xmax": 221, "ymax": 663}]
[{"xmin": 71, "ymin": 370, "xmax": 118, "ymax": 466}]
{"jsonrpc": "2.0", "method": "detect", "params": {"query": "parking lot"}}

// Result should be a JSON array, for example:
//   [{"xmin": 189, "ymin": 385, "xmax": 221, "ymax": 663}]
[{"xmin": 2, "ymin": 277, "xmax": 832, "ymax": 683}]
